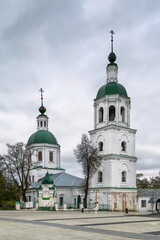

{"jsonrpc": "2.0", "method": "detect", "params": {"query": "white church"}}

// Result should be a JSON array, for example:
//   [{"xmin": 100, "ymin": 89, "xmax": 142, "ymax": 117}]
[{"xmin": 25, "ymin": 33, "xmax": 160, "ymax": 212}]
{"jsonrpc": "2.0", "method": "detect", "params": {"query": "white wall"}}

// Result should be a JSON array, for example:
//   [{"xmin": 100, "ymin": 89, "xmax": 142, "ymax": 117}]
[{"xmin": 137, "ymin": 196, "xmax": 155, "ymax": 212}]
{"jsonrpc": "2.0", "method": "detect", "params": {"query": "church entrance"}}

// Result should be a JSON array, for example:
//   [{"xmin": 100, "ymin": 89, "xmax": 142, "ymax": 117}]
[
  {"xmin": 60, "ymin": 197, "xmax": 63, "ymax": 206},
  {"xmin": 77, "ymin": 195, "xmax": 81, "ymax": 209}
]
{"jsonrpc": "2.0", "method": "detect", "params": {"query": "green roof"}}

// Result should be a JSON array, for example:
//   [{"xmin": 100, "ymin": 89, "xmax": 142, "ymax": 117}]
[
  {"xmin": 42, "ymin": 172, "xmax": 53, "ymax": 185},
  {"xmin": 96, "ymin": 82, "xmax": 128, "ymax": 99},
  {"xmin": 27, "ymin": 130, "xmax": 58, "ymax": 146}
]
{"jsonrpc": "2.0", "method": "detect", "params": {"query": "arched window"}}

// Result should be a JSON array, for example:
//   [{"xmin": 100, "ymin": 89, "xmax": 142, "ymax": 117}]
[
  {"xmin": 121, "ymin": 107, "xmax": 125, "ymax": 122},
  {"xmin": 98, "ymin": 171, "xmax": 103, "ymax": 183},
  {"xmin": 121, "ymin": 141, "xmax": 126, "ymax": 151},
  {"xmin": 40, "ymin": 121, "xmax": 43, "ymax": 127},
  {"xmin": 99, "ymin": 142, "xmax": 103, "ymax": 151},
  {"xmin": 99, "ymin": 107, "xmax": 104, "ymax": 123},
  {"xmin": 109, "ymin": 106, "xmax": 115, "ymax": 121},
  {"xmin": 49, "ymin": 152, "xmax": 53, "ymax": 162},
  {"xmin": 38, "ymin": 151, "xmax": 42, "ymax": 161},
  {"xmin": 122, "ymin": 171, "xmax": 126, "ymax": 182},
  {"xmin": 44, "ymin": 121, "xmax": 46, "ymax": 127}
]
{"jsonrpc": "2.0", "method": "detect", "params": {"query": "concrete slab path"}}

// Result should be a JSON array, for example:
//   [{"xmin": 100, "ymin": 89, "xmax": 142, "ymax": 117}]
[{"xmin": 0, "ymin": 210, "xmax": 160, "ymax": 240}]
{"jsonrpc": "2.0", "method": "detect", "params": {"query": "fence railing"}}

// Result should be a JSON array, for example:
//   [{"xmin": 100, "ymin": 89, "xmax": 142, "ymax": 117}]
[
  {"xmin": 19, "ymin": 202, "xmax": 110, "ymax": 211},
  {"xmin": 86, "ymin": 203, "xmax": 109, "ymax": 210},
  {"xmin": 67, "ymin": 203, "xmax": 77, "ymax": 209}
]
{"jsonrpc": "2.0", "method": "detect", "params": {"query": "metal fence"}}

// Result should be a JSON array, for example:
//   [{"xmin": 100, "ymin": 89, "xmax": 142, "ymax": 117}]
[
  {"xmin": 20, "ymin": 202, "xmax": 25, "ymax": 209},
  {"xmin": 98, "ymin": 204, "xmax": 109, "ymax": 210},
  {"xmin": 67, "ymin": 203, "xmax": 77, "ymax": 209}
]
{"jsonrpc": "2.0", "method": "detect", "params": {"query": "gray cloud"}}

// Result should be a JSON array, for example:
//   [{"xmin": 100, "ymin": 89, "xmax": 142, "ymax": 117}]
[{"xmin": 0, "ymin": 0, "xmax": 160, "ymax": 178}]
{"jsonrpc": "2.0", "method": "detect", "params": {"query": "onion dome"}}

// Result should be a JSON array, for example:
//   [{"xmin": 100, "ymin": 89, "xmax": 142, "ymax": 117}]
[
  {"xmin": 42, "ymin": 172, "xmax": 53, "ymax": 184},
  {"xmin": 27, "ymin": 130, "xmax": 58, "ymax": 146},
  {"xmin": 39, "ymin": 105, "xmax": 46, "ymax": 115},
  {"xmin": 108, "ymin": 51, "xmax": 116, "ymax": 64},
  {"xmin": 96, "ymin": 82, "xmax": 128, "ymax": 99}
]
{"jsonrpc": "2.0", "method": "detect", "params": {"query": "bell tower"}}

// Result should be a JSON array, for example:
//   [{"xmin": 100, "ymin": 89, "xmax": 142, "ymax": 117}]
[{"xmin": 89, "ymin": 31, "xmax": 137, "ymax": 211}]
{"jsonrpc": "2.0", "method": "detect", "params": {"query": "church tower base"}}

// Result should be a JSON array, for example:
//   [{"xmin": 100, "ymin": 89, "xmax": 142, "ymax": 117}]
[{"xmin": 89, "ymin": 189, "xmax": 137, "ymax": 211}]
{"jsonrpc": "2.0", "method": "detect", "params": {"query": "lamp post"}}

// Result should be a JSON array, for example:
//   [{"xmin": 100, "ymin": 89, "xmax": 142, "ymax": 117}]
[{"xmin": 95, "ymin": 189, "xmax": 98, "ymax": 208}]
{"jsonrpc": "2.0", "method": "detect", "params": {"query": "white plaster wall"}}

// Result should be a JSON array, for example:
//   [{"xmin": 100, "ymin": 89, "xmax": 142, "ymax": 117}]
[
  {"xmin": 55, "ymin": 187, "xmax": 84, "ymax": 205},
  {"xmin": 107, "ymin": 65, "xmax": 118, "ymax": 83},
  {"xmin": 90, "ymin": 157, "xmax": 136, "ymax": 189},
  {"xmin": 28, "ymin": 143, "xmax": 62, "ymax": 182},
  {"xmin": 26, "ymin": 187, "xmax": 84, "ymax": 206},
  {"xmin": 137, "ymin": 197, "xmax": 154, "ymax": 212},
  {"xmin": 91, "ymin": 128, "xmax": 136, "ymax": 157},
  {"xmin": 30, "ymin": 144, "xmax": 60, "ymax": 168},
  {"xmin": 89, "ymin": 190, "xmax": 137, "ymax": 211}
]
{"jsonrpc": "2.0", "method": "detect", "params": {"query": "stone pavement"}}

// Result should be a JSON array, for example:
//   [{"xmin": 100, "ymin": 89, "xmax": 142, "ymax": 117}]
[{"xmin": 0, "ymin": 210, "xmax": 160, "ymax": 240}]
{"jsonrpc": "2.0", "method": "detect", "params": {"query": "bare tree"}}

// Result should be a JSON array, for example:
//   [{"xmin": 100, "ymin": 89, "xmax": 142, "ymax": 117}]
[
  {"xmin": 1, "ymin": 142, "xmax": 35, "ymax": 202},
  {"xmin": 73, "ymin": 134, "xmax": 102, "ymax": 208},
  {"xmin": 136, "ymin": 173, "xmax": 149, "ymax": 189},
  {"xmin": 149, "ymin": 176, "xmax": 160, "ymax": 189}
]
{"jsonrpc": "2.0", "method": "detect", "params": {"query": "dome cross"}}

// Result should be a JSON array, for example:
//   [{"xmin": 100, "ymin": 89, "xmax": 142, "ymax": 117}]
[
  {"xmin": 110, "ymin": 30, "xmax": 115, "ymax": 52},
  {"xmin": 39, "ymin": 88, "xmax": 44, "ymax": 106}
]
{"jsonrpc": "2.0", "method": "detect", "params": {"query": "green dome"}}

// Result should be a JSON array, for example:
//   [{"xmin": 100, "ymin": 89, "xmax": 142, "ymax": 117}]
[
  {"xmin": 27, "ymin": 130, "xmax": 58, "ymax": 146},
  {"xmin": 108, "ymin": 51, "xmax": 116, "ymax": 63},
  {"xmin": 96, "ymin": 82, "xmax": 128, "ymax": 99},
  {"xmin": 42, "ymin": 172, "xmax": 53, "ymax": 185},
  {"xmin": 39, "ymin": 105, "xmax": 46, "ymax": 115}
]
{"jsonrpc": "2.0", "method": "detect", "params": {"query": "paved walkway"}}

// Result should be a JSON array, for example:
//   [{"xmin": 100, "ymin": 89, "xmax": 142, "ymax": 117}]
[{"xmin": 0, "ymin": 210, "xmax": 160, "ymax": 240}]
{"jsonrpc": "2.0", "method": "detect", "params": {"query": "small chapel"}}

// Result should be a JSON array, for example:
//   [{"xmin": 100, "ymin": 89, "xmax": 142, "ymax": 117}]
[{"xmin": 26, "ymin": 32, "xmax": 138, "ymax": 211}]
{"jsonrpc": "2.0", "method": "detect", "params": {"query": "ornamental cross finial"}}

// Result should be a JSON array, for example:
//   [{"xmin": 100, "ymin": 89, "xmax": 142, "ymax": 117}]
[
  {"xmin": 39, "ymin": 88, "xmax": 44, "ymax": 106},
  {"xmin": 110, "ymin": 30, "xmax": 115, "ymax": 52}
]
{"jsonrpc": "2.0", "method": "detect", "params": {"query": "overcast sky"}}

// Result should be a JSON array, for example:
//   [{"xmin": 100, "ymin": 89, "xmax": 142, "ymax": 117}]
[{"xmin": 0, "ymin": 0, "xmax": 160, "ymax": 179}]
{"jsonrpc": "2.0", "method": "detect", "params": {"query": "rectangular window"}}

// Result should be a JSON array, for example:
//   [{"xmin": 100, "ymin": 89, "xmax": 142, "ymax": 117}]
[
  {"xmin": 98, "ymin": 171, "xmax": 102, "ymax": 182},
  {"xmin": 141, "ymin": 200, "xmax": 146, "ymax": 208},
  {"xmin": 29, "ymin": 196, "xmax": 32, "ymax": 202},
  {"xmin": 60, "ymin": 197, "xmax": 63, "ymax": 206},
  {"xmin": 38, "ymin": 151, "xmax": 42, "ymax": 161},
  {"xmin": 49, "ymin": 152, "xmax": 53, "ymax": 162},
  {"xmin": 29, "ymin": 176, "xmax": 31, "ymax": 182}
]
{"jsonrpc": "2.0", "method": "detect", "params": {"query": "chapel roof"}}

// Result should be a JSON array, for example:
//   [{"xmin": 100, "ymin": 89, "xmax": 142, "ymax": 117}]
[
  {"xmin": 137, "ymin": 189, "xmax": 160, "ymax": 197},
  {"xmin": 30, "ymin": 172, "xmax": 84, "ymax": 188}
]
